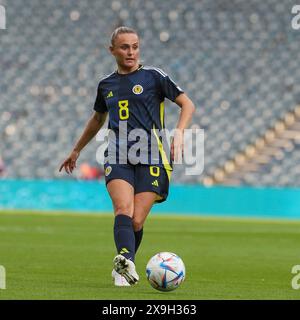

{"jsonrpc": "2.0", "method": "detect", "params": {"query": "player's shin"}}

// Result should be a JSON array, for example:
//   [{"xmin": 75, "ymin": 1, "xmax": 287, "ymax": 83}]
[
  {"xmin": 134, "ymin": 228, "xmax": 143, "ymax": 253},
  {"xmin": 113, "ymin": 214, "xmax": 135, "ymax": 261}
]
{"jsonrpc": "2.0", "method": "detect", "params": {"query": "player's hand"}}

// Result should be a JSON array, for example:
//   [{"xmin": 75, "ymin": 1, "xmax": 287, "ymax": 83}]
[
  {"xmin": 171, "ymin": 129, "xmax": 184, "ymax": 163},
  {"xmin": 59, "ymin": 150, "xmax": 80, "ymax": 174}
]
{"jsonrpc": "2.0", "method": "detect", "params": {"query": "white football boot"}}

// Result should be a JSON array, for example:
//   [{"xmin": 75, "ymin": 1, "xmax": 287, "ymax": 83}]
[
  {"xmin": 111, "ymin": 269, "xmax": 130, "ymax": 287},
  {"xmin": 113, "ymin": 254, "xmax": 139, "ymax": 285}
]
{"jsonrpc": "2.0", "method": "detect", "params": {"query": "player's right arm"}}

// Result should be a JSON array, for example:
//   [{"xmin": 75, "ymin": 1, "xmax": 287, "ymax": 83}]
[{"xmin": 59, "ymin": 111, "xmax": 108, "ymax": 174}]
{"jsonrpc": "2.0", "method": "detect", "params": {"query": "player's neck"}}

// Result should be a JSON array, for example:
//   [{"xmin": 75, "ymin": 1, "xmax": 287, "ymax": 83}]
[{"xmin": 117, "ymin": 64, "xmax": 140, "ymax": 75}]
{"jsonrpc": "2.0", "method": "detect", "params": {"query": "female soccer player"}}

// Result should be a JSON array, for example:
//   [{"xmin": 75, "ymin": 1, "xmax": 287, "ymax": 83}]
[{"xmin": 59, "ymin": 26, "xmax": 195, "ymax": 286}]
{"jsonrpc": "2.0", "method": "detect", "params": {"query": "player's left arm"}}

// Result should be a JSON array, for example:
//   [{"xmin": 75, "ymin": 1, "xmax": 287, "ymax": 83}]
[
  {"xmin": 171, "ymin": 93, "xmax": 196, "ymax": 162},
  {"xmin": 174, "ymin": 93, "xmax": 195, "ymax": 130}
]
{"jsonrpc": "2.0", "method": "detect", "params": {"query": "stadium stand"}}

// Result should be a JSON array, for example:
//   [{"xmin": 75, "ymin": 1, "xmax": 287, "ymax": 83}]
[{"xmin": 0, "ymin": 0, "xmax": 299, "ymax": 186}]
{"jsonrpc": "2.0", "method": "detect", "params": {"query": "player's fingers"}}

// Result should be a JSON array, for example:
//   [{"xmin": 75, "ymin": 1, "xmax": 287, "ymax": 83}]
[
  {"xmin": 174, "ymin": 148, "xmax": 177, "ymax": 162},
  {"xmin": 59, "ymin": 161, "xmax": 69, "ymax": 173},
  {"xmin": 65, "ymin": 161, "xmax": 72, "ymax": 174},
  {"xmin": 174, "ymin": 146, "xmax": 178, "ymax": 162},
  {"xmin": 175, "ymin": 144, "xmax": 183, "ymax": 163},
  {"xmin": 170, "ymin": 143, "xmax": 175, "ymax": 161},
  {"xmin": 59, "ymin": 158, "xmax": 71, "ymax": 173},
  {"xmin": 70, "ymin": 161, "xmax": 76, "ymax": 172},
  {"xmin": 71, "ymin": 160, "xmax": 77, "ymax": 172}
]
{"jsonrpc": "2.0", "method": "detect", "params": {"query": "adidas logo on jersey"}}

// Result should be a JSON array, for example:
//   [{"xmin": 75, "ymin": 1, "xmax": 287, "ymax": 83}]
[
  {"xmin": 106, "ymin": 91, "xmax": 113, "ymax": 98},
  {"xmin": 151, "ymin": 180, "xmax": 159, "ymax": 187}
]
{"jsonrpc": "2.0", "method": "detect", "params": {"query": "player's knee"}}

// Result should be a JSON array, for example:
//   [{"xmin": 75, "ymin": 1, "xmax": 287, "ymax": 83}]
[
  {"xmin": 132, "ymin": 216, "xmax": 144, "ymax": 231},
  {"xmin": 114, "ymin": 202, "xmax": 134, "ymax": 216}
]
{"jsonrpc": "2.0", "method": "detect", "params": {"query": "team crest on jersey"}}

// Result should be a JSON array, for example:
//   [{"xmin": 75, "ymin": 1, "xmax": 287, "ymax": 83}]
[
  {"xmin": 132, "ymin": 84, "xmax": 143, "ymax": 95},
  {"xmin": 105, "ymin": 166, "xmax": 112, "ymax": 176}
]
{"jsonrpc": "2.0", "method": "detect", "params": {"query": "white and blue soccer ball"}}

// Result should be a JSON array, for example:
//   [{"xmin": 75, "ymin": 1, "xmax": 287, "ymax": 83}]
[{"xmin": 146, "ymin": 252, "xmax": 185, "ymax": 291}]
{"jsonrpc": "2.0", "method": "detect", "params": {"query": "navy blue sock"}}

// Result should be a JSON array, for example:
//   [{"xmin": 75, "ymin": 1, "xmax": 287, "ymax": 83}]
[
  {"xmin": 134, "ymin": 228, "xmax": 143, "ymax": 253},
  {"xmin": 114, "ymin": 214, "xmax": 135, "ymax": 262}
]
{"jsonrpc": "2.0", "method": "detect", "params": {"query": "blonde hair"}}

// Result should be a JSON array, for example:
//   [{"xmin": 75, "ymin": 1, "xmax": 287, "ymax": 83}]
[{"xmin": 110, "ymin": 26, "xmax": 138, "ymax": 46}]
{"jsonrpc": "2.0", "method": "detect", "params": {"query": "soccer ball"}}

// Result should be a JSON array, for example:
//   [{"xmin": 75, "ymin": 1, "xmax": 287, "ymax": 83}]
[{"xmin": 146, "ymin": 252, "xmax": 185, "ymax": 292}]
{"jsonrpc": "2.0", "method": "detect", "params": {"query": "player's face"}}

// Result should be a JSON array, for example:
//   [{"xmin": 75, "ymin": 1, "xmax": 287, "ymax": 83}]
[{"xmin": 110, "ymin": 33, "xmax": 140, "ymax": 72}]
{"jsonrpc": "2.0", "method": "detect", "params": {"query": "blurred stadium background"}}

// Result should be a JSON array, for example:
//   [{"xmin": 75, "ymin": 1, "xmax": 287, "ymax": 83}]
[
  {"xmin": 0, "ymin": 0, "xmax": 300, "ymax": 216},
  {"xmin": 0, "ymin": 0, "xmax": 300, "ymax": 299}
]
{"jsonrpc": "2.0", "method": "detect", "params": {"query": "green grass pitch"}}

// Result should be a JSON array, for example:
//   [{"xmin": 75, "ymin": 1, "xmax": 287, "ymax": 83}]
[{"xmin": 0, "ymin": 210, "xmax": 299, "ymax": 300}]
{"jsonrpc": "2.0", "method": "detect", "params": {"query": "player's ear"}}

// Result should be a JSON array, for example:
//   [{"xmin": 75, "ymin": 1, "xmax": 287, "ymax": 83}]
[{"xmin": 109, "ymin": 45, "xmax": 115, "ymax": 55}]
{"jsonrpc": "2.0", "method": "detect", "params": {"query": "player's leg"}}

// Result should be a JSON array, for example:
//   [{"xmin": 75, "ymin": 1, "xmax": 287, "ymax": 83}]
[
  {"xmin": 107, "ymin": 179, "xmax": 136, "ymax": 260},
  {"xmin": 106, "ymin": 178, "xmax": 137, "ymax": 285},
  {"xmin": 133, "ymin": 165, "xmax": 171, "ymax": 254},
  {"xmin": 104, "ymin": 163, "xmax": 139, "ymax": 285},
  {"xmin": 132, "ymin": 192, "xmax": 157, "ymax": 253}
]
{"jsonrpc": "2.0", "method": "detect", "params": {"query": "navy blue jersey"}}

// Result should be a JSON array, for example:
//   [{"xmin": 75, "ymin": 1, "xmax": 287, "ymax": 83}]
[{"xmin": 93, "ymin": 65, "xmax": 184, "ymax": 170}]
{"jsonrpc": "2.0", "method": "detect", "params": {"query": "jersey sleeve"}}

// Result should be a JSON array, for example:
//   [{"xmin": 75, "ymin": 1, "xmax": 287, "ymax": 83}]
[
  {"xmin": 157, "ymin": 69, "xmax": 184, "ymax": 102},
  {"xmin": 93, "ymin": 83, "xmax": 108, "ymax": 113}
]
